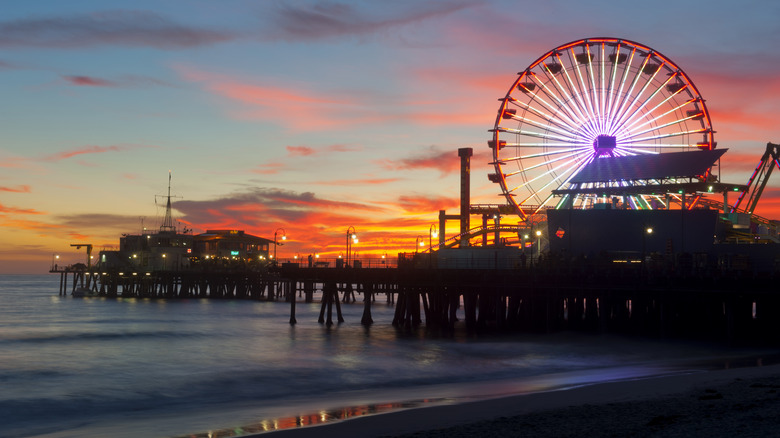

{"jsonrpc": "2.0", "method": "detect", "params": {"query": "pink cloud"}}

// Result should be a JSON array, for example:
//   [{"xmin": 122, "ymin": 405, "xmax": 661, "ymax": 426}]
[
  {"xmin": 376, "ymin": 147, "xmax": 491, "ymax": 176},
  {"xmin": 43, "ymin": 144, "xmax": 152, "ymax": 162},
  {"xmin": 286, "ymin": 146, "xmax": 315, "ymax": 156},
  {"xmin": 316, "ymin": 178, "xmax": 401, "ymax": 186},
  {"xmin": 63, "ymin": 75, "xmax": 116, "ymax": 87},
  {"xmin": 251, "ymin": 161, "xmax": 286, "ymax": 175},
  {"xmin": 177, "ymin": 66, "xmax": 495, "ymax": 130}
]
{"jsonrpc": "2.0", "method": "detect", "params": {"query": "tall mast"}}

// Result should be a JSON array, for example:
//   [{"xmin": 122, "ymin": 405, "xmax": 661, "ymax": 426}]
[{"xmin": 160, "ymin": 171, "xmax": 176, "ymax": 233}]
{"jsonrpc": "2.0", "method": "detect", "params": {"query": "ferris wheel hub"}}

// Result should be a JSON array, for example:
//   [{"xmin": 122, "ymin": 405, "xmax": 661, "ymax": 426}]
[{"xmin": 594, "ymin": 135, "xmax": 617, "ymax": 156}]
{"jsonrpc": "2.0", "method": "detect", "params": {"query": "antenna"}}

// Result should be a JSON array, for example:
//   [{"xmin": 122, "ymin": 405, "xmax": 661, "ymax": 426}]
[{"xmin": 160, "ymin": 171, "xmax": 176, "ymax": 233}]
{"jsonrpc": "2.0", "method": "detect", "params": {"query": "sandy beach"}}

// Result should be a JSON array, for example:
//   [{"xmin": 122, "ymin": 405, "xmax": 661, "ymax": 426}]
[{"xmin": 257, "ymin": 363, "xmax": 780, "ymax": 437}]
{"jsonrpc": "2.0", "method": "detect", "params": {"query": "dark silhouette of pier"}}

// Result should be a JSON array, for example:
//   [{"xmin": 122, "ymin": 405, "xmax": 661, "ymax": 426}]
[{"xmin": 51, "ymin": 255, "xmax": 780, "ymax": 344}]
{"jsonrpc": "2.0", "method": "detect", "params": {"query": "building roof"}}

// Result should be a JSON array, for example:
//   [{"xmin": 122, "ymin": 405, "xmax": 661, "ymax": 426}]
[{"xmin": 568, "ymin": 149, "xmax": 727, "ymax": 184}]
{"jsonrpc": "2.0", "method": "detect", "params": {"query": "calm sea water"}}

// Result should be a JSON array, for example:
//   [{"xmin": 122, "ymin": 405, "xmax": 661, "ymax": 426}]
[{"xmin": 0, "ymin": 274, "xmax": 775, "ymax": 437}]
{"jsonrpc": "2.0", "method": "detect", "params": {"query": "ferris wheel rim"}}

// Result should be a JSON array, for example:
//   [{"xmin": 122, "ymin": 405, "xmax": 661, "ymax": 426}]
[{"xmin": 490, "ymin": 37, "xmax": 715, "ymax": 219}]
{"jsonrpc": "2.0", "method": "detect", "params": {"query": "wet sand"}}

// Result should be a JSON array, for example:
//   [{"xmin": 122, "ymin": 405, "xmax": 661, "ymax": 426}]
[{"xmin": 257, "ymin": 363, "xmax": 780, "ymax": 437}]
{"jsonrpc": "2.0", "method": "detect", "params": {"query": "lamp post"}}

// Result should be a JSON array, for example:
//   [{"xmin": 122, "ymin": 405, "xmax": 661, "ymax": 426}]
[
  {"xmin": 346, "ymin": 226, "xmax": 357, "ymax": 267},
  {"xmin": 415, "ymin": 235, "xmax": 425, "ymax": 254},
  {"xmin": 643, "ymin": 225, "xmax": 653, "ymax": 268},
  {"xmin": 535, "ymin": 230, "xmax": 543, "ymax": 261},
  {"xmin": 51, "ymin": 254, "xmax": 60, "ymax": 271},
  {"xmin": 428, "ymin": 224, "xmax": 438, "ymax": 268},
  {"xmin": 273, "ymin": 228, "xmax": 286, "ymax": 266}
]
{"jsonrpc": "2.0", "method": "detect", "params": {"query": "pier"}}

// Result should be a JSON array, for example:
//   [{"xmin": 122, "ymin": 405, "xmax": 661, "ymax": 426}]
[{"xmin": 50, "ymin": 255, "xmax": 780, "ymax": 343}]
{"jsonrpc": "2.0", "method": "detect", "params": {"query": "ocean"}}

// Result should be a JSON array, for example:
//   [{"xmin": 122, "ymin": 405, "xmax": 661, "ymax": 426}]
[{"xmin": 1, "ymin": 274, "xmax": 776, "ymax": 438}]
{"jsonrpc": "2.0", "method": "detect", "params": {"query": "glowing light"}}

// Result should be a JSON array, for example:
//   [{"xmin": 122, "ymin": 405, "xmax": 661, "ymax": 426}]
[{"xmin": 491, "ymin": 38, "xmax": 713, "ymax": 215}]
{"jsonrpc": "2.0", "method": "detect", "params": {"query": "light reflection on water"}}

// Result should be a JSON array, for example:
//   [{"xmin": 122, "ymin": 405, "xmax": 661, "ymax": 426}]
[{"xmin": 0, "ymin": 275, "xmax": 777, "ymax": 438}]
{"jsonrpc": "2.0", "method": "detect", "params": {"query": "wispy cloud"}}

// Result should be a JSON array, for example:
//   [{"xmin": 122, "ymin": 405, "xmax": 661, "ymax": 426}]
[
  {"xmin": 42, "ymin": 144, "xmax": 153, "ymax": 162},
  {"xmin": 62, "ymin": 75, "xmax": 116, "ymax": 87},
  {"xmin": 316, "ymin": 178, "xmax": 400, "ymax": 186},
  {"xmin": 0, "ymin": 203, "xmax": 43, "ymax": 215},
  {"xmin": 0, "ymin": 10, "xmax": 233, "ymax": 49},
  {"xmin": 286, "ymin": 143, "xmax": 359, "ymax": 157},
  {"xmin": 251, "ymin": 161, "xmax": 286, "ymax": 175},
  {"xmin": 264, "ymin": 1, "xmax": 479, "ymax": 41},
  {"xmin": 0, "ymin": 185, "xmax": 31, "ymax": 193},
  {"xmin": 375, "ymin": 146, "xmax": 460, "ymax": 176}
]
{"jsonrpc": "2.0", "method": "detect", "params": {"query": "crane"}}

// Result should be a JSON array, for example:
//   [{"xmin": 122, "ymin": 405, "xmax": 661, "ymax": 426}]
[
  {"xmin": 70, "ymin": 244, "xmax": 93, "ymax": 268},
  {"xmin": 730, "ymin": 142, "xmax": 780, "ymax": 215}
]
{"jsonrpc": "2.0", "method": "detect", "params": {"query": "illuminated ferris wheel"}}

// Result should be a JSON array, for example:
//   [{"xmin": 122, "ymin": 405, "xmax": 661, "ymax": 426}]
[{"xmin": 489, "ymin": 38, "xmax": 715, "ymax": 219}]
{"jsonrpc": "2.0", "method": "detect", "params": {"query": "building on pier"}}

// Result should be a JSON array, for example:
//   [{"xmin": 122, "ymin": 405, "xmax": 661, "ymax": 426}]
[{"xmin": 193, "ymin": 230, "xmax": 272, "ymax": 262}]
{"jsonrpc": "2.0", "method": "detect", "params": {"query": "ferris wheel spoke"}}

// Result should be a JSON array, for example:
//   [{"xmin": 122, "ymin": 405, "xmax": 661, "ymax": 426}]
[
  {"xmin": 512, "ymin": 149, "xmax": 593, "ymax": 175},
  {"xmin": 556, "ymin": 52, "xmax": 595, "ymax": 124},
  {"xmin": 507, "ymin": 155, "xmax": 585, "ymax": 195},
  {"xmin": 610, "ymin": 58, "xmax": 668, "ymax": 134},
  {"xmin": 542, "ymin": 57, "xmax": 591, "ymax": 125},
  {"xmin": 496, "ymin": 126, "xmax": 581, "ymax": 143},
  {"xmin": 507, "ymin": 99, "xmax": 584, "ymax": 139},
  {"xmin": 514, "ymin": 78, "xmax": 584, "ymax": 132},
  {"xmin": 527, "ymin": 72, "xmax": 590, "ymax": 132},
  {"xmin": 624, "ymin": 96, "xmax": 696, "ymax": 134},
  {"xmin": 621, "ymin": 112, "xmax": 703, "ymax": 142},
  {"xmin": 624, "ymin": 127, "xmax": 709, "ymax": 144},
  {"xmin": 604, "ymin": 42, "xmax": 623, "ymax": 130},
  {"xmin": 519, "ymin": 155, "xmax": 593, "ymax": 206},
  {"xmin": 495, "ymin": 146, "xmax": 592, "ymax": 165},
  {"xmin": 609, "ymin": 50, "xmax": 653, "ymax": 135},
  {"xmin": 621, "ymin": 120, "xmax": 707, "ymax": 143},
  {"xmin": 605, "ymin": 47, "xmax": 638, "ymax": 133},
  {"xmin": 569, "ymin": 47, "xmax": 598, "ymax": 124},
  {"xmin": 613, "ymin": 69, "xmax": 677, "ymax": 135}
]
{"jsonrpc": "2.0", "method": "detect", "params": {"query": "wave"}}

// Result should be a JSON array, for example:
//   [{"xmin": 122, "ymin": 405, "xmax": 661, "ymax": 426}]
[{"xmin": 0, "ymin": 329, "xmax": 205, "ymax": 345}]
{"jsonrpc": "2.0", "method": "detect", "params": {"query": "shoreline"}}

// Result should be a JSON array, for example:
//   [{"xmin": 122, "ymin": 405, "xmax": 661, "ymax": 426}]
[{"xmin": 252, "ymin": 363, "xmax": 780, "ymax": 437}]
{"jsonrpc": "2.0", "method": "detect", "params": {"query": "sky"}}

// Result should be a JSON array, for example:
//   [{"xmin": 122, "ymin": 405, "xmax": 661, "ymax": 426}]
[{"xmin": 2, "ymin": 0, "xmax": 780, "ymax": 273}]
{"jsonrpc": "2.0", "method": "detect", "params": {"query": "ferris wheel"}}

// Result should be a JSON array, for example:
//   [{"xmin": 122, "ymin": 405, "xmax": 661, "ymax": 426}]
[{"xmin": 489, "ymin": 38, "xmax": 715, "ymax": 219}]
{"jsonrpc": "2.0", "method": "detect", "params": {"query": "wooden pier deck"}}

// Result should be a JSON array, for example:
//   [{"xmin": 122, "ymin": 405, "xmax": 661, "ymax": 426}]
[{"xmin": 50, "ymin": 261, "xmax": 780, "ymax": 343}]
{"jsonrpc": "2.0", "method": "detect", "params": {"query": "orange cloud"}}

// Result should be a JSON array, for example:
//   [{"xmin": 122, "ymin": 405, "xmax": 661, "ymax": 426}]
[
  {"xmin": 397, "ymin": 195, "xmax": 458, "ymax": 213},
  {"xmin": 316, "ymin": 178, "xmax": 400, "ymax": 186},
  {"xmin": 0, "ymin": 185, "xmax": 31, "ymax": 193},
  {"xmin": 0, "ymin": 203, "xmax": 43, "ymax": 215}
]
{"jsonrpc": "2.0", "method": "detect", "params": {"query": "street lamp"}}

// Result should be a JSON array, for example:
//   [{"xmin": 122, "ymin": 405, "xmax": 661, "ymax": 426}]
[
  {"xmin": 273, "ymin": 228, "xmax": 286, "ymax": 265},
  {"xmin": 643, "ymin": 225, "xmax": 653, "ymax": 267},
  {"xmin": 415, "ymin": 235, "xmax": 425, "ymax": 254},
  {"xmin": 346, "ymin": 226, "xmax": 358, "ymax": 267},
  {"xmin": 51, "ymin": 254, "xmax": 60, "ymax": 271},
  {"xmin": 535, "ymin": 230, "xmax": 543, "ymax": 260},
  {"xmin": 428, "ymin": 224, "xmax": 438, "ymax": 252}
]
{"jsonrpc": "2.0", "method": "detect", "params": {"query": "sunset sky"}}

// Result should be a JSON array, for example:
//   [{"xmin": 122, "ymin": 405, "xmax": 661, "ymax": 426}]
[{"xmin": 2, "ymin": 0, "xmax": 779, "ymax": 273}]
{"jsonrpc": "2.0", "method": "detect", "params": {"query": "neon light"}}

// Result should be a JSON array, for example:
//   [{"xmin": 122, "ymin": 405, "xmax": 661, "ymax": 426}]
[{"xmin": 492, "ymin": 38, "xmax": 714, "ymax": 215}]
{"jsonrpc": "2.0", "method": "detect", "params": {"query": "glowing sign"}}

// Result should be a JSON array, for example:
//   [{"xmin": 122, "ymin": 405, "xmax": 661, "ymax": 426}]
[{"xmin": 230, "ymin": 250, "xmax": 239, "ymax": 256}]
